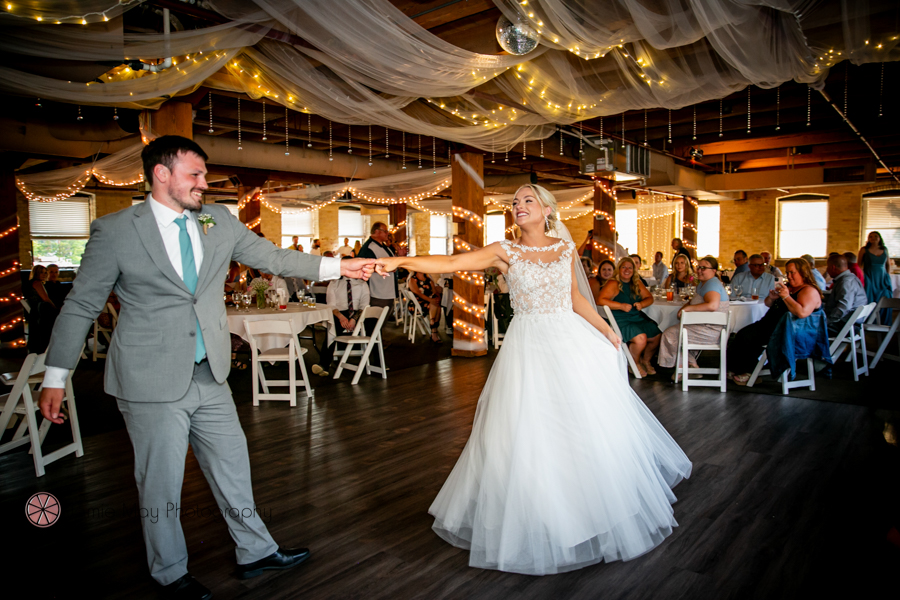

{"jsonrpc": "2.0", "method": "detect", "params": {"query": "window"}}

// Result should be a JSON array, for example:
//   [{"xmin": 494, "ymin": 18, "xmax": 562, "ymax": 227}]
[
  {"xmin": 777, "ymin": 194, "xmax": 828, "ymax": 258},
  {"xmin": 862, "ymin": 193, "xmax": 900, "ymax": 254},
  {"xmin": 430, "ymin": 214, "xmax": 450, "ymax": 255},
  {"xmin": 616, "ymin": 207, "xmax": 637, "ymax": 255},
  {"xmin": 338, "ymin": 207, "xmax": 364, "ymax": 248},
  {"xmin": 485, "ymin": 212, "xmax": 507, "ymax": 245},
  {"xmin": 223, "ymin": 204, "xmax": 239, "ymax": 218},
  {"xmin": 696, "ymin": 204, "xmax": 720, "ymax": 258},
  {"xmin": 30, "ymin": 195, "xmax": 92, "ymax": 267},
  {"xmin": 281, "ymin": 208, "xmax": 315, "ymax": 250}
]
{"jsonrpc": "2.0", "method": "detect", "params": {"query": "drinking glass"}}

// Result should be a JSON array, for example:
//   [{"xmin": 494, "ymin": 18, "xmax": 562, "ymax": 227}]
[
  {"xmin": 733, "ymin": 283, "xmax": 742, "ymax": 299},
  {"xmin": 751, "ymin": 282, "xmax": 759, "ymax": 300},
  {"xmin": 231, "ymin": 292, "xmax": 241, "ymax": 308},
  {"xmin": 242, "ymin": 293, "xmax": 252, "ymax": 312}
]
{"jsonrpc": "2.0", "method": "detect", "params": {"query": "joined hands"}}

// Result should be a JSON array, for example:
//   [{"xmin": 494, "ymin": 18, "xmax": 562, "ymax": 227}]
[{"xmin": 341, "ymin": 258, "xmax": 377, "ymax": 281}]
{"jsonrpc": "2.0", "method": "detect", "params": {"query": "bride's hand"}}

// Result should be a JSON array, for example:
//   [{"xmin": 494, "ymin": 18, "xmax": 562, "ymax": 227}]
[
  {"xmin": 606, "ymin": 330, "xmax": 621, "ymax": 350},
  {"xmin": 375, "ymin": 257, "xmax": 400, "ymax": 278}
]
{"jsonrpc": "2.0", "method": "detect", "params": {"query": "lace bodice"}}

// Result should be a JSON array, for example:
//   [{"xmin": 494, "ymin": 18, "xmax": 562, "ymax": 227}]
[{"xmin": 500, "ymin": 239, "xmax": 575, "ymax": 315}]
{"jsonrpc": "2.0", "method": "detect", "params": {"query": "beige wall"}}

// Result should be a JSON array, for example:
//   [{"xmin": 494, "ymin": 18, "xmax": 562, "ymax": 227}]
[
  {"xmin": 565, "ymin": 213, "xmax": 593, "ymax": 257},
  {"xmin": 317, "ymin": 205, "xmax": 339, "ymax": 252},
  {"xmin": 411, "ymin": 211, "xmax": 430, "ymax": 255},
  {"xmin": 260, "ymin": 202, "xmax": 281, "ymax": 245},
  {"xmin": 717, "ymin": 183, "xmax": 869, "ymax": 266}
]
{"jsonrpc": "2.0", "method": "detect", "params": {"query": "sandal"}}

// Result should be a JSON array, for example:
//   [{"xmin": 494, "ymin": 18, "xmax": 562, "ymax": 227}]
[
  {"xmin": 733, "ymin": 373, "xmax": 751, "ymax": 386},
  {"xmin": 231, "ymin": 360, "xmax": 247, "ymax": 370},
  {"xmin": 641, "ymin": 360, "xmax": 657, "ymax": 375}
]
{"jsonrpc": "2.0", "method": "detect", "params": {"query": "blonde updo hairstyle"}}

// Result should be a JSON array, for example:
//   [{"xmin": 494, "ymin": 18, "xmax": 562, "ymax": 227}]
[{"xmin": 512, "ymin": 183, "xmax": 559, "ymax": 234}]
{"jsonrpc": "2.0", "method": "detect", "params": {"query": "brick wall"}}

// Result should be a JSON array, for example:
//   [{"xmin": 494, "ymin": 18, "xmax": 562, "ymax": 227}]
[
  {"xmin": 411, "ymin": 211, "xmax": 430, "ymax": 255},
  {"xmin": 717, "ymin": 183, "xmax": 868, "ymax": 267},
  {"xmin": 260, "ymin": 202, "xmax": 281, "ymax": 245}
]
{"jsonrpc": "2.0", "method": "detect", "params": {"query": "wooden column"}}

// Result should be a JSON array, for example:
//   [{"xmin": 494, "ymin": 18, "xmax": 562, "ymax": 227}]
[
  {"xmin": 682, "ymin": 196, "xmax": 698, "ymax": 259},
  {"xmin": 389, "ymin": 204, "xmax": 407, "ymax": 249},
  {"xmin": 451, "ymin": 152, "xmax": 486, "ymax": 357},
  {"xmin": 0, "ymin": 155, "xmax": 23, "ymax": 347},
  {"xmin": 592, "ymin": 178, "xmax": 616, "ymax": 264},
  {"xmin": 234, "ymin": 173, "xmax": 269, "ymax": 235},
  {"xmin": 504, "ymin": 211, "xmax": 515, "ymax": 240},
  {"xmin": 152, "ymin": 101, "xmax": 194, "ymax": 139}
]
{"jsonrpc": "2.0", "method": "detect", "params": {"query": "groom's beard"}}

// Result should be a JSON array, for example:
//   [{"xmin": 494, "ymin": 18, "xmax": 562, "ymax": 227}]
[{"xmin": 168, "ymin": 183, "xmax": 204, "ymax": 212}]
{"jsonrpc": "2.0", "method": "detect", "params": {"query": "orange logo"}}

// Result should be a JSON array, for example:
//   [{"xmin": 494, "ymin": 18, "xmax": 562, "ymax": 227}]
[{"xmin": 26, "ymin": 492, "xmax": 60, "ymax": 527}]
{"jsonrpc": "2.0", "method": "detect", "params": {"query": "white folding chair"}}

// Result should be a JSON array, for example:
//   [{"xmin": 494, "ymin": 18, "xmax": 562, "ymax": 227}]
[
  {"xmin": 20, "ymin": 298, "xmax": 30, "ymax": 342},
  {"xmin": 333, "ymin": 306, "xmax": 390, "ymax": 385},
  {"xmin": 403, "ymin": 288, "xmax": 430, "ymax": 343},
  {"xmin": 394, "ymin": 283, "xmax": 408, "ymax": 326},
  {"xmin": 92, "ymin": 302, "xmax": 118, "ymax": 361},
  {"xmin": 601, "ymin": 305, "xmax": 642, "ymax": 379},
  {"xmin": 673, "ymin": 311, "xmax": 731, "ymax": 392},
  {"xmin": 864, "ymin": 297, "xmax": 900, "ymax": 368},
  {"xmin": 829, "ymin": 302, "xmax": 876, "ymax": 381},
  {"xmin": 243, "ymin": 319, "xmax": 313, "ymax": 406},
  {"xmin": 747, "ymin": 348, "xmax": 817, "ymax": 394},
  {"xmin": 0, "ymin": 353, "xmax": 83, "ymax": 477}
]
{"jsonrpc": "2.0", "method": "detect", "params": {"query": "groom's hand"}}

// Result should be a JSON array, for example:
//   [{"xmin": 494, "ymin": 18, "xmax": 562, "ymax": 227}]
[
  {"xmin": 340, "ymin": 258, "xmax": 376, "ymax": 281},
  {"xmin": 39, "ymin": 387, "xmax": 66, "ymax": 424}
]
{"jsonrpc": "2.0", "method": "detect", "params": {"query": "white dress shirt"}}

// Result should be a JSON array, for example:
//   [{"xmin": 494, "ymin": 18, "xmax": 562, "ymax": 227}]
[
  {"xmin": 268, "ymin": 275, "xmax": 289, "ymax": 296},
  {"xmin": 44, "ymin": 195, "xmax": 343, "ymax": 388},
  {"xmin": 336, "ymin": 245, "xmax": 354, "ymax": 256},
  {"xmin": 326, "ymin": 277, "xmax": 371, "ymax": 312},
  {"xmin": 652, "ymin": 261, "xmax": 669, "ymax": 283}
]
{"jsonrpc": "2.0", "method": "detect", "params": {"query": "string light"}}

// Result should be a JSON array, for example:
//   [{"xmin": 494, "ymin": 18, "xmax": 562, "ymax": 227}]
[
  {"xmin": 747, "ymin": 86, "xmax": 751, "ymax": 134},
  {"xmin": 806, "ymin": 85, "xmax": 811, "ymax": 126},
  {"xmin": 522, "ymin": 139, "xmax": 527, "ymax": 160},
  {"xmin": 237, "ymin": 98, "xmax": 242, "ymax": 150},
  {"xmin": 453, "ymin": 319, "xmax": 485, "ymax": 343},
  {"xmin": 245, "ymin": 216, "xmax": 261, "ymax": 229},
  {"xmin": 402, "ymin": 131, "xmax": 406, "ymax": 169},
  {"xmin": 307, "ymin": 112, "xmax": 313, "ymax": 147},
  {"xmin": 208, "ymin": 93, "xmax": 214, "ymax": 133},
  {"xmin": 347, "ymin": 125, "xmax": 352, "ymax": 153},
  {"xmin": 456, "ymin": 271, "xmax": 485, "ymax": 285},
  {"xmin": 368, "ymin": 125, "xmax": 373, "ymax": 166},
  {"xmin": 385, "ymin": 126, "xmax": 390, "ymax": 157},
  {"xmin": 433, "ymin": 135, "xmax": 437, "ymax": 173},
  {"xmin": 719, "ymin": 99, "xmax": 723, "ymax": 137},
  {"xmin": 667, "ymin": 109, "xmax": 672, "ymax": 144},
  {"xmin": 559, "ymin": 127, "xmax": 563, "ymax": 156},
  {"xmin": 417, "ymin": 135, "xmax": 422, "ymax": 169},
  {"xmin": 643, "ymin": 109, "xmax": 648, "ymax": 146},
  {"xmin": 776, "ymin": 86, "xmax": 781, "ymax": 131},
  {"xmin": 284, "ymin": 106, "xmax": 290, "ymax": 155},
  {"xmin": 261, "ymin": 100, "xmax": 267, "ymax": 141},
  {"xmin": 328, "ymin": 119, "xmax": 333, "ymax": 161},
  {"xmin": 453, "ymin": 237, "xmax": 481, "ymax": 252},
  {"xmin": 879, "ymin": 62, "xmax": 884, "ymax": 117},
  {"xmin": 17, "ymin": 168, "xmax": 143, "ymax": 202},
  {"xmin": 113, "ymin": 107, "xmax": 118, "ymax": 121},
  {"xmin": 692, "ymin": 106, "xmax": 697, "ymax": 140},
  {"xmin": 579, "ymin": 121, "xmax": 584, "ymax": 154},
  {"xmin": 452, "ymin": 206, "xmax": 484, "ymax": 228},
  {"xmin": 0, "ymin": 260, "xmax": 21, "ymax": 277},
  {"xmin": 0, "ymin": 316, "xmax": 24, "ymax": 332},
  {"xmin": 76, "ymin": 105, "xmax": 83, "ymax": 121},
  {"xmin": 0, "ymin": 225, "xmax": 18, "ymax": 239},
  {"xmin": 540, "ymin": 136, "xmax": 544, "ymax": 158},
  {"xmin": 504, "ymin": 145, "xmax": 509, "ymax": 162},
  {"xmin": 453, "ymin": 292, "xmax": 486, "ymax": 317}
]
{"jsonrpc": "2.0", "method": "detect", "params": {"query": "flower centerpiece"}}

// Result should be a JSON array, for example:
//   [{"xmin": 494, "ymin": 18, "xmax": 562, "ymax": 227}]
[{"xmin": 248, "ymin": 277, "xmax": 271, "ymax": 309}]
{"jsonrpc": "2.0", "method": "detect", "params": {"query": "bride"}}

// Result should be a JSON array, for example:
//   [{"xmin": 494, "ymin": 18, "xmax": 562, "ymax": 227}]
[{"xmin": 375, "ymin": 184, "xmax": 692, "ymax": 575}]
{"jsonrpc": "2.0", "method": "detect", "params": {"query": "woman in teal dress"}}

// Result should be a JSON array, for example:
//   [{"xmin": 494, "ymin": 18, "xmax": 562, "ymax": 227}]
[
  {"xmin": 599, "ymin": 256, "xmax": 662, "ymax": 376},
  {"xmin": 858, "ymin": 231, "xmax": 894, "ymax": 323}
]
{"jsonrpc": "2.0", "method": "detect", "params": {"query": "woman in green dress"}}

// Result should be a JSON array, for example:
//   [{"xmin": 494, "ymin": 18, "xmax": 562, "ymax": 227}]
[{"xmin": 599, "ymin": 256, "xmax": 662, "ymax": 376}]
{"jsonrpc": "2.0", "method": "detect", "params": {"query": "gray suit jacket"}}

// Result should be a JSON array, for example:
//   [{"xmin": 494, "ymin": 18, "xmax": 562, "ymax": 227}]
[{"xmin": 45, "ymin": 201, "xmax": 323, "ymax": 402}]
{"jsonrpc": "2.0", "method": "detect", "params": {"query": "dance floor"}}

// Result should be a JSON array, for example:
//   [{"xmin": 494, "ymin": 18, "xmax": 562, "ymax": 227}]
[{"xmin": 2, "ymin": 329, "xmax": 897, "ymax": 599}]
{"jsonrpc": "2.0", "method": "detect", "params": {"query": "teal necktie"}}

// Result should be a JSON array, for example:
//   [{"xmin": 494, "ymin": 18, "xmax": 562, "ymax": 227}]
[{"xmin": 175, "ymin": 216, "xmax": 206, "ymax": 363}]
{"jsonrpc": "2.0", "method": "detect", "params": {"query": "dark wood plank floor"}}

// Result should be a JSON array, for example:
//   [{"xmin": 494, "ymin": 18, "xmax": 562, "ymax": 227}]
[{"xmin": 2, "ymin": 348, "xmax": 898, "ymax": 599}]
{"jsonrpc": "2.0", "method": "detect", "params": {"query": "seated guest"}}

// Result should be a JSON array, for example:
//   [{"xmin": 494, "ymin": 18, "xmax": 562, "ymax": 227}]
[
  {"xmin": 408, "ymin": 270, "xmax": 444, "ymax": 343},
  {"xmin": 599, "ymin": 257, "xmax": 661, "ymax": 376},
  {"xmin": 844, "ymin": 251, "xmax": 865, "ymax": 289},
  {"xmin": 732, "ymin": 250, "xmax": 749, "ymax": 275},
  {"xmin": 629, "ymin": 254, "xmax": 649, "ymax": 286},
  {"xmin": 801, "ymin": 254, "xmax": 827, "ymax": 290},
  {"xmin": 657, "ymin": 256, "xmax": 730, "ymax": 375},
  {"xmin": 44, "ymin": 263, "xmax": 70, "ymax": 306},
  {"xmin": 260, "ymin": 271, "xmax": 289, "ymax": 297},
  {"xmin": 664, "ymin": 254, "xmax": 694, "ymax": 290},
  {"xmin": 728, "ymin": 258, "xmax": 823, "ymax": 385},
  {"xmin": 760, "ymin": 251, "xmax": 784, "ymax": 278},
  {"xmin": 651, "ymin": 251, "xmax": 669, "ymax": 283},
  {"xmin": 24, "ymin": 265, "xmax": 59, "ymax": 354},
  {"xmin": 589, "ymin": 259, "xmax": 616, "ymax": 304},
  {"xmin": 824, "ymin": 254, "xmax": 868, "ymax": 338},
  {"xmin": 311, "ymin": 260, "xmax": 372, "ymax": 376},
  {"xmin": 729, "ymin": 254, "xmax": 776, "ymax": 299}
]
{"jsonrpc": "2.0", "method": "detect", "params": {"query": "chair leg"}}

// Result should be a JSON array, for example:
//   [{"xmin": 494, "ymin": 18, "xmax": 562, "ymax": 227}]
[
  {"xmin": 376, "ymin": 339, "xmax": 387, "ymax": 379},
  {"xmin": 681, "ymin": 338, "xmax": 689, "ymax": 392},
  {"xmin": 288, "ymin": 355, "xmax": 296, "ymax": 407},
  {"xmin": 351, "ymin": 342, "xmax": 377, "ymax": 385},
  {"xmin": 807, "ymin": 358, "xmax": 816, "ymax": 391},
  {"xmin": 22, "ymin": 390, "xmax": 46, "ymax": 477},
  {"xmin": 859, "ymin": 331, "xmax": 869, "ymax": 377},
  {"xmin": 747, "ymin": 350, "xmax": 768, "ymax": 387},
  {"xmin": 850, "ymin": 333, "xmax": 860, "ymax": 382},
  {"xmin": 65, "ymin": 379, "xmax": 84, "ymax": 457},
  {"xmin": 332, "ymin": 343, "xmax": 353, "ymax": 379},
  {"xmin": 720, "ymin": 336, "xmax": 727, "ymax": 393},
  {"xmin": 251, "ymin": 355, "xmax": 260, "ymax": 406}
]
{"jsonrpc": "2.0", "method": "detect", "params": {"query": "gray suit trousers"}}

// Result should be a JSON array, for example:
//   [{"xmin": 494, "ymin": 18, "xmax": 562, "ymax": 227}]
[{"xmin": 116, "ymin": 361, "xmax": 277, "ymax": 585}]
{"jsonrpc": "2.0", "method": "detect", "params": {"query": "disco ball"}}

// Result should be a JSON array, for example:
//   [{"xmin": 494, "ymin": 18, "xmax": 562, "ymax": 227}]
[{"xmin": 496, "ymin": 15, "xmax": 539, "ymax": 55}]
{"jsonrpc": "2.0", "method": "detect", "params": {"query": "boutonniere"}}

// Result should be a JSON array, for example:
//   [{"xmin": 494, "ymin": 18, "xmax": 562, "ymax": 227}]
[{"xmin": 198, "ymin": 213, "xmax": 216, "ymax": 235}]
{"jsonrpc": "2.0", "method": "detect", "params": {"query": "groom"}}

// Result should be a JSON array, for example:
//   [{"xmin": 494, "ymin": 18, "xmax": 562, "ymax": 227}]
[{"xmin": 38, "ymin": 136, "xmax": 375, "ymax": 599}]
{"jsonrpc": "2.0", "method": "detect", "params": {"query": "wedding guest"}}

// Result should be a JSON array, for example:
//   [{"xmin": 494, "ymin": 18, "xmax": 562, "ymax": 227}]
[
  {"xmin": 801, "ymin": 254, "xmax": 827, "ymax": 289},
  {"xmin": 599, "ymin": 257, "xmax": 661, "ymax": 376},
  {"xmin": 353, "ymin": 240, "xmax": 361, "ymax": 256},
  {"xmin": 312, "ymin": 259, "xmax": 372, "ymax": 376},
  {"xmin": 824, "ymin": 254, "xmax": 868, "ymax": 338},
  {"xmin": 844, "ymin": 251, "xmax": 865, "ymax": 289},
  {"xmin": 336, "ymin": 238, "xmax": 354, "ymax": 257},
  {"xmin": 657, "ymin": 256, "xmax": 730, "ymax": 375},
  {"xmin": 615, "ymin": 232, "xmax": 628, "ymax": 260},
  {"xmin": 359, "ymin": 222, "xmax": 398, "ymax": 311},
  {"xmin": 729, "ymin": 254, "xmax": 776, "ymax": 300},
  {"xmin": 25, "ymin": 265, "xmax": 59, "ymax": 353},
  {"xmin": 760, "ymin": 251, "xmax": 784, "ymax": 278},
  {"xmin": 858, "ymin": 232, "xmax": 894, "ymax": 321},
  {"xmin": 288, "ymin": 235, "xmax": 301, "ymax": 251},
  {"xmin": 652, "ymin": 251, "xmax": 669, "ymax": 283},
  {"xmin": 671, "ymin": 238, "xmax": 692, "ymax": 267},
  {"xmin": 44, "ymin": 263, "xmax": 69, "ymax": 306},
  {"xmin": 728, "ymin": 258, "xmax": 823, "ymax": 385},
  {"xmin": 629, "ymin": 254, "xmax": 649, "ymax": 286},
  {"xmin": 408, "ymin": 270, "xmax": 444, "ymax": 343},
  {"xmin": 589, "ymin": 259, "xmax": 615, "ymax": 304},
  {"xmin": 733, "ymin": 250, "xmax": 749, "ymax": 275},
  {"xmin": 309, "ymin": 239, "xmax": 322, "ymax": 256},
  {"xmin": 578, "ymin": 230, "xmax": 594, "ymax": 260},
  {"xmin": 664, "ymin": 254, "xmax": 694, "ymax": 291},
  {"xmin": 260, "ymin": 271, "xmax": 289, "ymax": 297}
]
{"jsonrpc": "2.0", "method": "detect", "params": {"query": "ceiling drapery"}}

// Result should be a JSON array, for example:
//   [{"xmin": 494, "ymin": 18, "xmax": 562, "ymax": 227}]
[{"xmin": 0, "ymin": 0, "xmax": 897, "ymax": 151}]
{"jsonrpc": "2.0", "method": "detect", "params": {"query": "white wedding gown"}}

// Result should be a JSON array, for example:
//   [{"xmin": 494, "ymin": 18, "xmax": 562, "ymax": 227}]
[{"xmin": 429, "ymin": 238, "xmax": 692, "ymax": 575}]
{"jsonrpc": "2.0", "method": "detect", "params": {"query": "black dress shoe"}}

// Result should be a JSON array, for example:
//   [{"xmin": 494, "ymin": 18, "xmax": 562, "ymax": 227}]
[
  {"xmin": 235, "ymin": 547, "xmax": 311, "ymax": 580},
  {"xmin": 163, "ymin": 574, "xmax": 212, "ymax": 600}
]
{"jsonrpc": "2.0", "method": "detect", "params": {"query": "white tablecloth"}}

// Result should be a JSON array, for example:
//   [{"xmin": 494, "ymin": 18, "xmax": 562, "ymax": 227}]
[
  {"xmin": 642, "ymin": 298, "xmax": 768, "ymax": 333},
  {"xmin": 227, "ymin": 304, "xmax": 333, "ymax": 352}
]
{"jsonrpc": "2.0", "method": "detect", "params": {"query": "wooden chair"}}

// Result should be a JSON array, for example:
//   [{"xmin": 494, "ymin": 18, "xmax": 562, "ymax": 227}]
[
  {"xmin": 243, "ymin": 319, "xmax": 313, "ymax": 407},
  {"xmin": 601, "ymin": 305, "xmax": 642, "ymax": 379},
  {"xmin": 864, "ymin": 297, "xmax": 900, "ymax": 368},
  {"xmin": 829, "ymin": 302, "xmax": 876, "ymax": 381},
  {"xmin": 0, "ymin": 353, "xmax": 83, "ymax": 477},
  {"xmin": 673, "ymin": 311, "xmax": 731, "ymax": 392},
  {"xmin": 92, "ymin": 302, "xmax": 118, "ymax": 361},
  {"xmin": 333, "ymin": 306, "xmax": 390, "ymax": 385}
]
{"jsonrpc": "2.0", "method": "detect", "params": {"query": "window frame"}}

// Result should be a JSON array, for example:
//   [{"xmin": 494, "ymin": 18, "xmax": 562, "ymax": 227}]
[{"xmin": 775, "ymin": 194, "xmax": 829, "ymax": 260}]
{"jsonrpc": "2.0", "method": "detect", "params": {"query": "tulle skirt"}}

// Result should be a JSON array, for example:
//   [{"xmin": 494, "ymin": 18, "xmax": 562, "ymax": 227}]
[{"xmin": 429, "ymin": 312, "xmax": 692, "ymax": 575}]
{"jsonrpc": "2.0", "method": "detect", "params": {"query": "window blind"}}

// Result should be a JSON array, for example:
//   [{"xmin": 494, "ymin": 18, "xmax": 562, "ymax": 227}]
[
  {"xmin": 863, "ymin": 196, "xmax": 900, "ymax": 252},
  {"xmin": 29, "ymin": 198, "xmax": 91, "ymax": 237}
]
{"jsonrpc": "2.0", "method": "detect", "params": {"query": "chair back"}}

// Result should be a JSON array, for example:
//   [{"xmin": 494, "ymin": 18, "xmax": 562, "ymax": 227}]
[
  {"xmin": 20, "ymin": 299, "xmax": 31, "ymax": 314},
  {"xmin": 867, "ymin": 297, "xmax": 900, "ymax": 325},
  {"xmin": 681, "ymin": 311, "xmax": 728, "ymax": 327},
  {"xmin": 829, "ymin": 303, "xmax": 869, "ymax": 355},
  {"xmin": 244, "ymin": 319, "xmax": 295, "ymax": 337},
  {"xmin": 365, "ymin": 306, "xmax": 390, "ymax": 338},
  {"xmin": 106, "ymin": 303, "xmax": 119, "ymax": 327},
  {"xmin": 601, "ymin": 305, "xmax": 641, "ymax": 379},
  {"xmin": 601, "ymin": 305, "xmax": 625, "ymax": 339}
]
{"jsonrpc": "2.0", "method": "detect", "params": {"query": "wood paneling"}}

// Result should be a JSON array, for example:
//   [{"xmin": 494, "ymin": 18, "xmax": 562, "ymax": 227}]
[{"xmin": 451, "ymin": 151, "xmax": 486, "ymax": 357}]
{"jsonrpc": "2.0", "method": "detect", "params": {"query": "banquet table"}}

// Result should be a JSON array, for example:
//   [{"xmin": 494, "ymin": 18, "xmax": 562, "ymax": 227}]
[
  {"xmin": 227, "ymin": 303, "xmax": 333, "ymax": 353},
  {"xmin": 642, "ymin": 298, "xmax": 768, "ymax": 333}
]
